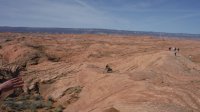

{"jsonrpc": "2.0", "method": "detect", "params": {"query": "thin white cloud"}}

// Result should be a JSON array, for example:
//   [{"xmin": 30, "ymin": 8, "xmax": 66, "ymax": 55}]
[
  {"xmin": 147, "ymin": 13, "xmax": 200, "ymax": 27},
  {"xmin": 0, "ymin": 0, "xmax": 132, "ymax": 29},
  {"xmin": 74, "ymin": 0, "xmax": 96, "ymax": 11}
]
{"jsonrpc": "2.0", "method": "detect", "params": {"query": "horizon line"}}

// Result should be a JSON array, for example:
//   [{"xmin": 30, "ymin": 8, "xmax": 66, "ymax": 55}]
[{"xmin": 0, "ymin": 26, "xmax": 200, "ymax": 35}]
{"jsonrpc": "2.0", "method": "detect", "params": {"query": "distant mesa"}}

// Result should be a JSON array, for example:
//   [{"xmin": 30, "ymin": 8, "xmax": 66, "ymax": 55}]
[{"xmin": 0, "ymin": 26, "xmax": 200, "ymax": 38}]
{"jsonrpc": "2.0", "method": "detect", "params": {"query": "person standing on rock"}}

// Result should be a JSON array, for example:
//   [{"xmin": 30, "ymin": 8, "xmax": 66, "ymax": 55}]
[
  {"xmin": 169, "ymin": 47, "xmax": 171, "ymax": 51},
  {"xmin": 172, "ymin": 47, "xmax": 174, "ymax": 51},
  {"xmin": 105, "ymin": 64, "xmax": 113, "ymax": 73},
  {"xmin": 177, "ymin": 48, "xmax": 180, "ymax": 52},
  {"xmin": 174, "ymin": 51, "xmax": 177, "ymax": 56},
  {"xmin": 174, "ymin": 48, "xmax": 177, "ymax": 56},
  {"xmin": 172, "ymin": 47, "xmax": 177, "ymax": 56}
]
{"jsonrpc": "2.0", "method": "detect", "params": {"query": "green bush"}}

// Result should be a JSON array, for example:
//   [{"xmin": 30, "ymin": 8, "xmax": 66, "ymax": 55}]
[
  {"xmin": 53, "ymin": 105, "xmax": 64, "ymax": 112},
  {"xmin": 45, "ymin": 101, "xmax": 53, "ymax": 109},
  {"xmin": 34, "ymin": 94, "xmax": 43, "ymax": 101}
]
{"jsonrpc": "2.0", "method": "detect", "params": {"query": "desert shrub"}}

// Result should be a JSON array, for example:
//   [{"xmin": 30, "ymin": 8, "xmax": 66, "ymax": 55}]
[
  {"xmin": 5, "ymin": 38, "xmax": 12, "ymax": 42},
  {"xmin": 0, "ymin": 66, "xmax": 22, "ymax": 82},
  {"xmin": 30, "ymin": 103, "xmax": 37, "ymax": 112},
  {"xmin": 53, "ymin": 105, "xmax": 64, "ymax": 112},
  {"xmin": 28, "ymin": 53, "xmax": 40, "ymax": 65},
  {"xmin": 47, "ymin": 96, "xmax": 55, "ymax": 102},
  {"xmin": 34, "ymin": 94, "xmax": 43, "ymax": 101},
  {"xmin": 65, "ymin": 86, "xmax": 82, "ymax": 95},
  {"xmin": 4, "ymin": 97, "xmax": 15, "ymax": 101},
  {"xmin": 32, "ymin": 101, "xmax": 46, "ymax": 108},
  {"xmin": 1, "ymin": 91, "xmax": 67, "ymax": 112},
  {"xmin": 3, "ymin": 94, "xmax": 48, "ymax": 111},
  {"xmin": 46, "ymin": 54, "xmax": 60, "ymax": 62},
  {"xmin": 67, "ymin": 94, "xmax": 80, "ymax": 104},
  {"xmin": 45, "ymin": 101, "xmax": 53, "ymax": 109},
  {"xmin": 3, "ymin": 100, "xmax": 29, "ymax": 111},
  {"xmin": 64, "ymin": 86, "xmax": 83, "ymax": 104},
  {"xmin": 25, "ymin": 43, "xmax": 43, "ymax": 50},
  {"xmin": 24, "ymin": 95, "xmax": 31, "ymax": 99},
  {"xmin": 17, "ymin": 95, "xmax": 30, "ymax": 100}
]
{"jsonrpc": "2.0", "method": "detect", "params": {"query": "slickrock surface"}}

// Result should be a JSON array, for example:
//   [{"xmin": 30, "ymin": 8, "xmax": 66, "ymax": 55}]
[{"xmin": 0, "ymin": 33, "xmax": 200, "ymax": 112}]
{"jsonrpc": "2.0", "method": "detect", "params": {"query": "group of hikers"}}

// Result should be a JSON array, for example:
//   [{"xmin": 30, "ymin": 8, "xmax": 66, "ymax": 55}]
[{"xmin": 169, "ymin": 47, "xmax": 180, "ymax": 56}]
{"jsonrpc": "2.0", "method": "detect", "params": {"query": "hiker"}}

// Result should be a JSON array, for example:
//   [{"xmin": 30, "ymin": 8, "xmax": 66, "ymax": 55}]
[
  {"xmin": 105, "ymin": 64, "xmax": 113, "ymax": 73},
  {"xmin": 172, "ymin": 47, "xmax": 174, "ymax": 51},
  {"xmin": 106, "ymin": 64, "xmax": 109, "ymax": 69},
  {"xmin": 174, "ymin": 51, "xmax": 177, "ymax": 56},
  {"xmin": 169, "ymin": 47, "xmax": 171, "ymax": 51},
  {"xmin": 0, "ymin": 77, "xmax": 23, "ymax": 98},
  {"xmin": 177, "ymin": 48, "xmax": 180, "ymax": 52}
]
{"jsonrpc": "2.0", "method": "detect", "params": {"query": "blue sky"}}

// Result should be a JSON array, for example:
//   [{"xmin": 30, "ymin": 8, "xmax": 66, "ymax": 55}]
[{"xmin": 0, "ymin": 0, "xmax": 200, "ymax": 34}]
